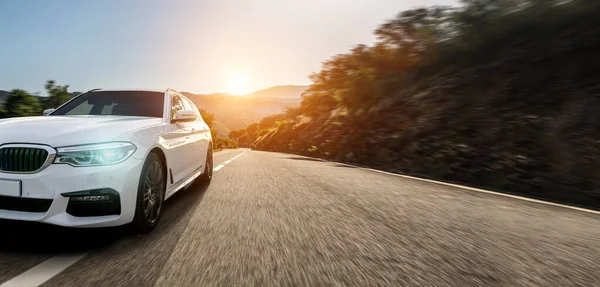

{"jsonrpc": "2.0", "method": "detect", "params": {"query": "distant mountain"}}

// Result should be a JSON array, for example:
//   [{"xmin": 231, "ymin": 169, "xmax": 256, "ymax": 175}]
[
  {"xmin": 182, "ymin": 86, "xmax": 306, "ymax": 137},
  {"xmin": 181, "ymin": 93, "xmax": 293, "ymax": 137},
  {"xmin": 246, "ymin": 85, "xmax": 307, "ymax": 99}
]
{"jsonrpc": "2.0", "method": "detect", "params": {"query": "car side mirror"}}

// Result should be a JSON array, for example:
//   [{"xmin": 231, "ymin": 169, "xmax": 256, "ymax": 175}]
[
  {"xmin": 43, "ymin": 108, "xmax": 55, "ymax": 116},
  {"xmin": 172, "ymin": 109, "xmax": 197, "ymax": 123}
]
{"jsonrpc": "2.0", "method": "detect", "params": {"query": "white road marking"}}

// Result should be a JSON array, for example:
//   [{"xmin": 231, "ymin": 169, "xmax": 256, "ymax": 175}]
[
  {"xmin": 233, "ymin": 150, "xmax": 246, "ymax": 159},
  {"xmin": 213, "ymin": 150, "xmax": 246, "ymax": 172},
  {"xmin": 293, "ymin": 154, "xmax": 600, "ymax": 216},
  {"xmin": 1, "ymin": 253, "xmax": 88, "ymax": 287}
]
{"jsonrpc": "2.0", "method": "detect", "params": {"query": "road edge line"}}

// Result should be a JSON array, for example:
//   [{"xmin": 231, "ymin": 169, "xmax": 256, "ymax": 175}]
[
  {"xmin": 360, "ymin": 165, "xmax": 600, "ymax": 215},
  {"xmin": 278, "ymin": 152, "xmax": 600, "ymax": 216}
]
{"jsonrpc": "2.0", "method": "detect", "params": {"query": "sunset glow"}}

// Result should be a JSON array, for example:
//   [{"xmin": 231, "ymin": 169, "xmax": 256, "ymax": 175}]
[{"xmin": 227, "ymin": 70, "xmax": 251, "ymax": 95}]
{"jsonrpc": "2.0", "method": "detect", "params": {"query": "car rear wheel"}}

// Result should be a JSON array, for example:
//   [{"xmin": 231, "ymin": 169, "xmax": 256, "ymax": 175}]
[
  {"xmin": 198, "ymin": 144, "xmax": 213, "ymax": 184},
  {"xmin": 132, "ymin": 153, "xmax": 165, "ymax": 233}
]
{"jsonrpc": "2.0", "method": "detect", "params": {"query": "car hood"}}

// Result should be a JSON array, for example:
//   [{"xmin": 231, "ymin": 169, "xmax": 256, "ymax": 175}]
[{"xmin": 0, "ymin": 116, "xmax": 163, "ymax": 147}]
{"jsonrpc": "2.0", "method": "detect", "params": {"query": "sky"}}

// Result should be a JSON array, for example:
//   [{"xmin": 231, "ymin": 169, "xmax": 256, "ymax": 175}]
[{"xmin": 0, "ymin": 0, "xmax": 458, "ymax": 95}]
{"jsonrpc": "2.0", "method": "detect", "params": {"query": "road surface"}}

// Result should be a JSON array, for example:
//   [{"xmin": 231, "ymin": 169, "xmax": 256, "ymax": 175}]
[{"xmin": 0, "ymin": 149, "xmax": 598, "ymax": 286}]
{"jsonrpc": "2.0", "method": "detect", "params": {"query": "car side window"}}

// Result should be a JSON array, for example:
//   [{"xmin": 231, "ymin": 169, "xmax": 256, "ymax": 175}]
[{"xmin": 171, "ymin": 95, "xmax": 185, "ymax": 120}]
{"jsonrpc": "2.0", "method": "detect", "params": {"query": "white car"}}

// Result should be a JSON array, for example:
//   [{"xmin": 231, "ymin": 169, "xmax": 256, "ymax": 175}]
[{"xmin": 0, "ymin": 89, "xmax": 213, "ymax": 233}]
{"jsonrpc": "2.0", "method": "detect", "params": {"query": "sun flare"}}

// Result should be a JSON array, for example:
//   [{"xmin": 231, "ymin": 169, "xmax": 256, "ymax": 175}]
[{"xmin": 227, "ymin": 70, "xmax": 251, "ymax": 95}]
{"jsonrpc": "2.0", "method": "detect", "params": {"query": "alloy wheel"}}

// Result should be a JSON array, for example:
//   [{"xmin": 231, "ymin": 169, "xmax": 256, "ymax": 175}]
[
  {"xmin": 206, "ymin": 148, "xmax": 213, "ymax": 180},
  {"xmin": 143, "ymin": 160, "xmax": 164, "ymax": 224}
]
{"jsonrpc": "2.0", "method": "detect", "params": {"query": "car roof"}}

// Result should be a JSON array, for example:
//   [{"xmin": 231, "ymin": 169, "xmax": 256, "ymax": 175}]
[{"xmin": 89, "ymin": 89, "xmax": 167, "ymax": 93}]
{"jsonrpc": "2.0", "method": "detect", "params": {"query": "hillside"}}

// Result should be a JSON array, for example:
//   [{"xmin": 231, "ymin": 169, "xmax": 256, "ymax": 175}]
[{"xmin": 230, "ymin": 1, "xmax": 600, "ymax": 210}]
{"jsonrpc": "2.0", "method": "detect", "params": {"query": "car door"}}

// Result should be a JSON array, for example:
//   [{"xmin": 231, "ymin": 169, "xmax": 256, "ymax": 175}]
[
  {"xmin": 180, "ymin": 96, "xmax": 208, "ymax": 171},
  {"xmin": 188, "ymin": 98, "xmax": 212, "ymax": 154},
  {"xmin": 163, "ymin": 93, "xmax": 197, "ymax": 186}
]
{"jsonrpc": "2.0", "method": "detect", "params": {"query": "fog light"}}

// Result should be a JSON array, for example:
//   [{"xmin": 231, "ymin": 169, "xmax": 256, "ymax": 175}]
[
  {"xmin": 63, "ymin": 189, "xmax": 121, "ymax": 217},
  {"xmin": 70, "ymin": 195, "xmax": 111, "ymax": 202}
]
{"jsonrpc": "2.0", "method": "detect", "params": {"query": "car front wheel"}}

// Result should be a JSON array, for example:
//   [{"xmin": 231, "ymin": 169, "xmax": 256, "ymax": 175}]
[
  {"xmin": 198, "ymin": 144, "xmax": 213, "ymax": 184},
  {"xmin": 132, "ymin": 152, "xmax": 165, "ymax": 233}
]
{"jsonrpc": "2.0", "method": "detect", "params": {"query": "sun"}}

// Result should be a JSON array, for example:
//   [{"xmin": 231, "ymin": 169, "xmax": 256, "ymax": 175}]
[{"xmin": 227, "ymin": 70, "xmax": 251, "ymax": 95}]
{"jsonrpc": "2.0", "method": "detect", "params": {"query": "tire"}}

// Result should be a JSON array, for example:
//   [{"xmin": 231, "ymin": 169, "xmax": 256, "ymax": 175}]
[
  {"xmin": 131, "ymin": 153, "xmax": 166, "ymax": 233},
  {"xmin": 198, "ymin": 144, "xmax": 213, "ymax": 184}
]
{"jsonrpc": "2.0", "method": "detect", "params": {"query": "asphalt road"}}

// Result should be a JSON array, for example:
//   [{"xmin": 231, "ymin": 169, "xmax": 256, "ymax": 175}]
[{"xmin": 0, "ymin": 149, "xmax": 599, "ymax": 286}]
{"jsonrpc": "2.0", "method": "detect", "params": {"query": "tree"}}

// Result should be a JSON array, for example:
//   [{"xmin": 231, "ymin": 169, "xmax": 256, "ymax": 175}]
[
  {"xmin": 259, "ymin": 113, "xmax": 286, "ymax": 130},
  {"xmin": 198, "ymin": 108, "xmax": 240, "ymax": 150},
  {"xmin": 199, "ymin": 108, "xmax": 218, "ymax": 140},
  {"xmin": 245, "ymin": 123, "xmax": 259, "ymax": 136},
  {"xmin": 374, "ymin": 6, "xmax": 456, "ymax": 67},
  {"xmin": 44, "ymin": 80, "xmax": 71, "ymax": 109},
  {"xmin": 229, "ymin": 129, "xmax": 244, "ymax": 139},
  {"xmin": 4, "ymin": 89, "xmax": 42, "ymax": 118}
]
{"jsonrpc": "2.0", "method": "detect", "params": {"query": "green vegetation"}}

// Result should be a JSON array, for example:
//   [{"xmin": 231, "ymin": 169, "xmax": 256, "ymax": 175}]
[
  {"xmin": 2, "ymin": 89, "xmax": 42, "ymax": 118},
  {"xmin": 230, "ymin": 0, "xmax": 600, "ymax": 209},
  {"xmin": 0, "ymin": 80, "xmax": 71, "ymax": 117},
  {"xmin": 198, "ymin": 108, "xmax": 238, "ymax": 150},
  {"xmin": 43, "ymin": 80, "xmax": 72, "ymax": 110}
]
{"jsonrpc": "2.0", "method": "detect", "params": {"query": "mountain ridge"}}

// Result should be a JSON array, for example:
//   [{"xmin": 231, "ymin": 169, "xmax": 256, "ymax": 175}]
[
  {"xmin": 246, "ymin": 85, "xmax": 307, "ymax": 99},
  {"xmin": 180, "ymin": 85, "xmax": 308, "ymax": 99}
]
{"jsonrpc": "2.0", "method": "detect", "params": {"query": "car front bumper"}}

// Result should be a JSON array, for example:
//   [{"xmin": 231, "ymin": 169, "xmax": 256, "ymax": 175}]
[{"xmin": 0, "ymin": 157, "xmax": 144, "ymax": 227}]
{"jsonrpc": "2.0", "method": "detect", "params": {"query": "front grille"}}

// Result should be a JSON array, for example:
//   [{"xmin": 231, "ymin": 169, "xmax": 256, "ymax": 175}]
[
  {"xmin": 0, "ymin": 147, "xmax": 49, "ymax": 172},
  {"xmin": 0, "ymin": 195, "xmax": 53, "ymax": 212}
]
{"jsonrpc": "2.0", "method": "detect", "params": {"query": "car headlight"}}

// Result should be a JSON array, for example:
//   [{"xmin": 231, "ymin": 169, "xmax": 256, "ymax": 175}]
[{"xmin": 54, "ymin": 142, "xmax": 137, "ymax": 167}]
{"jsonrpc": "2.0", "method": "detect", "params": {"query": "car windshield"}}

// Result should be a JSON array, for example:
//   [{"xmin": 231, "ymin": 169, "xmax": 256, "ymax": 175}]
[{"xmin": 50, "ymin": 91, "xmax": 164, "ymax": 117}]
